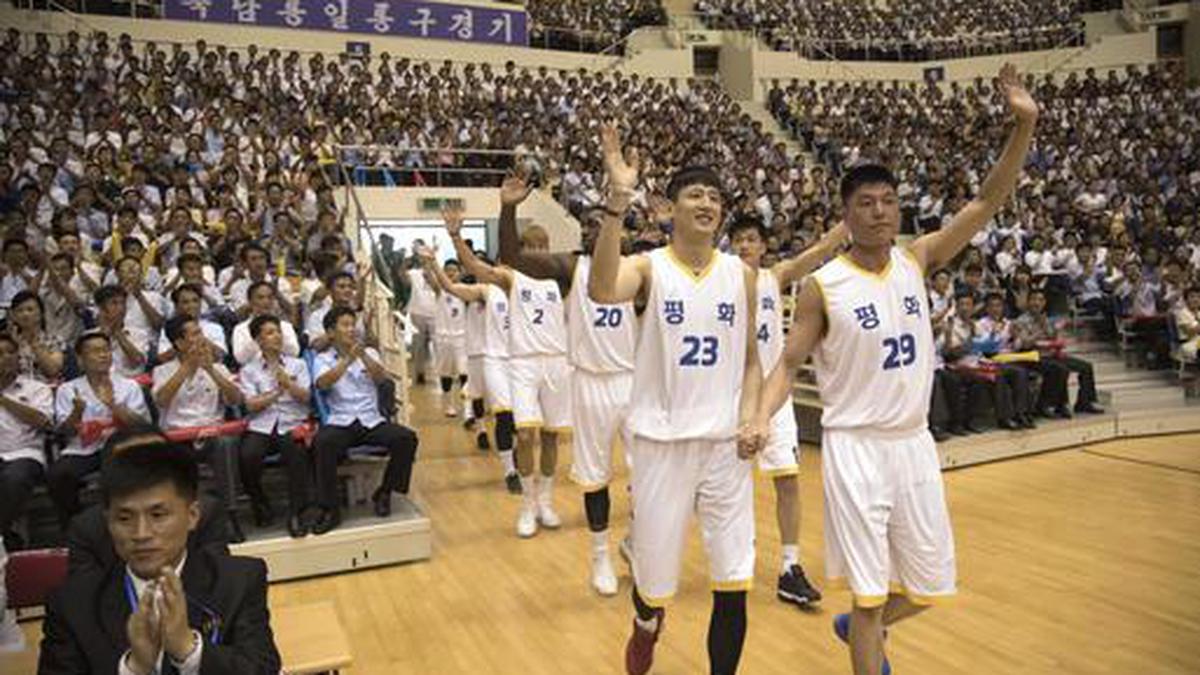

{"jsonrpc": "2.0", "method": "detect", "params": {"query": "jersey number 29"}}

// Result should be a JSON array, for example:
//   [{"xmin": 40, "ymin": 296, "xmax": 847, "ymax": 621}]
[{"xmin": 882, "ymin": 333, "xmax": 916, "ymax": 370}]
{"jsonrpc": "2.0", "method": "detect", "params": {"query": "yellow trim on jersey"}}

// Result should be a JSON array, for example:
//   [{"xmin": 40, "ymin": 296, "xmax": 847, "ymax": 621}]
[
  {"xmin": 889, "ymin": 583, "xmax": 955, "ymax": 606},
  {"xmin": 760, "ymin": 466, "xmax": 800, "ymax": 478},
  {"xmin": 569, "ymin": 476, "xmax": 610, "ymax": 491},
  {"xmin": 810, "ymin": 275, "xmax": 830, "ymax": 317},
  {"xmin": 838, "ymin": 253, "xmax": 892, "ymax": 280},
  {"xmin": 666, "ymin": 246, "xmax": 719, "ymax": 282},
  {"xmin": 515, "ymin": 421, "xmax": 544, "ymax": 429},
  {"xmin": 638, "ymin": 590, "xmax": 675, "ymax": 608},
  {"xmin": 488, "ymin": 407, "xmax": 513, "ymax": 414},
  {"xmin": 544, "ymin": 426, "xmax": 574, "ymax": 435},
  {"xmin": 901, "ymin": 246, "xmax": 926, "ymax": 276},
  {"xmin": 711, "ymin": 579, "xmax": 754, "ymax": 593}
]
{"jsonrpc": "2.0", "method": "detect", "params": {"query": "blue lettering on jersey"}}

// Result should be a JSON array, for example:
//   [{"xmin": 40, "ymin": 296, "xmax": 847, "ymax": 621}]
[
  {"xmin": 664, "ymin": 300, "xmax": 685, "ymax": 325},
  {"xmin": 903, "ymin": 295, "xmax": 922, "ymax": 317},
  {"xmin": 717, "ymin": 302, "xmax": 736, "ymax": 327},
  {"xmin": 545, "ymin": 290, "xmax": 558, "ymax": 302},
  {"xmin": 761, "ymin": 297, "xmax": 775, "ymax": 312},
  {"xmin": 855, "ymin": 304, "xmax": 881, "ymax": 330},
  {"xmin": 496, "ymin": 301, "xmax": 507, "ymax": 313},
  {"xmin": 520, "ymin": 289, "xmax": 532, "ymax": 302}
]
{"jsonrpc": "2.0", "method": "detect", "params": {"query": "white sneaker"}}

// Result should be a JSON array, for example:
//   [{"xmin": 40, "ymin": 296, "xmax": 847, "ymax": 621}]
[
  {"xmin": 537, "ymin": 498, "xmax": 562, "ymax": 529},
  {"xmin": 516, "ymin": 503, "xmax": 539, "ymax": 538},
  {"xmin": 444, "ymin": 403, "xmax": 458, "ymax": 417},
  {"xmin": 591, "ymin": 551, "xmax": 618, "ymax": 596}
]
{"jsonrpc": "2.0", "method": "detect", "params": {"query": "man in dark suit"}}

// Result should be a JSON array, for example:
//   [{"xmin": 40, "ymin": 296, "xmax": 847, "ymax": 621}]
[{"xmin": 38, "ymin": 434, "xmax": 280, "ymax": 674}]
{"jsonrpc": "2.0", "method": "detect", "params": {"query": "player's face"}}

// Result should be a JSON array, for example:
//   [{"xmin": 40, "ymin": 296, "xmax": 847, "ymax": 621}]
[
  {"xmin": 731, "ymin": 229, "xmax": 766, "ymax": 268},
  {"xmin": 845, "ymin": 183, "xmax": 900, "ymax": 250},
  {"xmin": 672, "ymin": 183, "xmax": 723, "ymax": 241}
]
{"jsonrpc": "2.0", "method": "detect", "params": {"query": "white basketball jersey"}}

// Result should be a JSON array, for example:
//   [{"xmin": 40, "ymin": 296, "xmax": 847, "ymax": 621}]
[
  {"xmin": 465, "ymin": 292, "xmax": 487, "ymax": 357},
  {"xmin": 812, "ymin": 248, "xmax": 934, "ymax": 432},
  {"xmin": 508, "ymin": 271, "xmax": 567, "ymax": 358},
  {"xmin": 567, "ymin": 255, "xmax": 636, "ymax": 374},
  {"xmin": 627, "ymin": 248, "xmax": 749, "ymax": 442},
  {"xmin": 434, "ymin": 292, "xmax": 466, "ymax": 339},
  {"xmin": 481, "ymin": 284, "xmax": 510, "ymax": 358},
  {"xmin": 756, "ymin": 269, "xmax": 786, "ymax": 373}
]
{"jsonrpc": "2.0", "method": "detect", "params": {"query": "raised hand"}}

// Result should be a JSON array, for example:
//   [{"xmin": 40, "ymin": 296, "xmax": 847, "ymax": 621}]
[
  {"xmin": 126, "ymin": 584, "xmax": 163, "ymax": 675},
  {"xmin": 998, "ymin": 63, "xmax": 1038, "ymax": 123},
  {"xmin": 499, "ymin": 171, "xmax": 533, "ymax": 207},
  {"xmin": 159, "ymin": 567, "xmax": 196, "ymax": 661},
  {"xmin": 600, "ymin": 123, "xmax": 639, "ymax": 195},
  {"xmin": 441, "ymin": 203, "xmax": 465, "ymax": 238}
]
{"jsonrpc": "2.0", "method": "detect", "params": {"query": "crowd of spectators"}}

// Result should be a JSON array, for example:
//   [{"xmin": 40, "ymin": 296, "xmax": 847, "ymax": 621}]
[
  {"xmin": 696, "ymin": 0, "xmax": 1124, "ymax": 61},
  {"xmin": 0, "ymin": 28, "xmax": 423, "ymax": 550},
  {"xmin": 519, "ymin": 0, "xmax": 667, "ymax": 52}
]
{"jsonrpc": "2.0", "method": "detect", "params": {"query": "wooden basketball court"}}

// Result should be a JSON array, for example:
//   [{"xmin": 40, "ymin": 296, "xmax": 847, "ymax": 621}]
[{"xmin": 13, "ymin": 386, "xmax": 1200, "ymax": 674}]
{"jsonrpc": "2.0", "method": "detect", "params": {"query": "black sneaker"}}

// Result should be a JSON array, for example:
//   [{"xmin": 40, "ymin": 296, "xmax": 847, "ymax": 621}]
[
  {"xmin": 777, "ymin": 564, "xmax": 822, "ymax": 607},
  {"xmin": 505, "ymin": 472, "xmax": 522, "ymax": 495},
  {"xmin": 476, "ymin": 431, "xmax": 491, "ymax": 451}
]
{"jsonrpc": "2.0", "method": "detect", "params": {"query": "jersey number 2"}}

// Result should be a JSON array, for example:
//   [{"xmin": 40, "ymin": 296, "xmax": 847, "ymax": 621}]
[
  {"xmin": 680, "ymin": 335, "xmax": 719, "ymax": 367},
  {"xmin": 532, "ymin": 309, "xmax": 544, "ymax": 325},
  {"xmin": 882, "ymin": 333, "xmax": 916, "ymax": 370}
]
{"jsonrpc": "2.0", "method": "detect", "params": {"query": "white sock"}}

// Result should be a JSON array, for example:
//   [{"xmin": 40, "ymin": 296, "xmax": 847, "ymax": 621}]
[
  {"xmin": 634, "ymin": 614, "xmax": 660, "ymax": 633},
  {"xmin": 519, "ymin": 474, "xmax": 537, "ymax": 506},
  {"xmin": 781, "ymin": 544, "xmax": 800, "ymax": 574},
  {"xmin": 591, "ymin": 530, "xmax": 609, "ymax": 555},
  {"xmin": 500, "ymin": 450, "xmax": 516, "ymax": 475},
  {"xmin": 538, "ymin": 475, "xmax": 555, "ymax": 502}
]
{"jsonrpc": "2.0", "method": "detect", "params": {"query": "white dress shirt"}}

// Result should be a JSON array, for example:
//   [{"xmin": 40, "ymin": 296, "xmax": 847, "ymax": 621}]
[
  {"xmin": 151, "ymin": 360, "xmax": 233, "ymax": 430},
  {"xmin": 0, "ymin": 375, "xmax": 53, "ymax": 465},
  {"xmin": 304, "ymin": 304, "xmax": 366, "ymax": 344},
  {"xmin": 231, "ymin": 318, "xmax": 300, "ymax": 366},
  {"xmin": 314, "ymin": 348, "xmax": 384, "ymax": 428},
  {"xmin": 239, "ymin": 355, "xmax": 311, "ymax": 434},
  {"xmin": 54, "ymin": 375, "xmax": 150, "ymax": 456}
]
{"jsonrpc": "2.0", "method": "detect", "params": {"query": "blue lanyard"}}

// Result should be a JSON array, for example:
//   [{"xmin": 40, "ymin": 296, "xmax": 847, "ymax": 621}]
[{"xmin": 124, "ymin": 572, "xmax": 221, "ymax": 645}]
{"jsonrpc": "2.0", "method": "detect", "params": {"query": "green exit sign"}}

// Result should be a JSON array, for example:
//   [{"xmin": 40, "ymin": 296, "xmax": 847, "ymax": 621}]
[{"xmin": 419, "ymin": 197, "xmax": 465, "ymax": 212}]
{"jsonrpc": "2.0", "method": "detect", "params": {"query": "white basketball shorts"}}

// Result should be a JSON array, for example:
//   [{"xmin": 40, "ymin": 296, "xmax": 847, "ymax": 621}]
[
  {"xmin": 758, "ymin": 396, "xmax": 800, "ymax": 477},
  {"xmin": 569, "ymin": 369, "xmax": 633, "ymax": 489},
  {"xmin": 509, "ymin": 353, "xmax": 572, "ymax": 431}
]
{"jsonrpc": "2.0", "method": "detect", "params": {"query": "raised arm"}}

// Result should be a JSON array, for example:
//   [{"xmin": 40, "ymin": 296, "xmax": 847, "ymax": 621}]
[
  {"xmin": 910, "ymin": 64, "xmax": 1038, "ymax": 273},
  {"xmin": 443, "ymin": 205, "xmax": 513, "ymax": 292},
  {"xmin": 772, "ymin": 220, "xmax": 849, "ymax": 288},
  {"xmin": 497, "ymin": 172, "xmax": 577, "ymax": 285},
  {"xmin": 588, "ymin": 124, "xmax": 650, "ymax": 305},
  {"xmin": 417, "ymin": 245, "xmax": 486, "ymax": 304}
]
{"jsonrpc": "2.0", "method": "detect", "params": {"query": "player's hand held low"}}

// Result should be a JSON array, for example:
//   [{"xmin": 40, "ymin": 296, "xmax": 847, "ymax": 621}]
[{"xmin": 736, "ymin": 419, "xmax": 767, "ymax": 460}]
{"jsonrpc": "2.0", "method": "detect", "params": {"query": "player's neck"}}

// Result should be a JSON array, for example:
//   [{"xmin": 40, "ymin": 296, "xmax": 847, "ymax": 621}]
[
  {"xmin": 668, "ymin": 238, "xmax": 714, "ymax": 273},
  {"xmin": 846, "ymin": 245, "xmax": 891, "ymax": 274}
]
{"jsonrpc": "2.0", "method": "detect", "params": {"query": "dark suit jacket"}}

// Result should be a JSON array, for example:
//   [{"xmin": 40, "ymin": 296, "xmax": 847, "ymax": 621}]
[
  {"xmin": 66, "ymin": 495, "xmax": 231, "ymax": 576},
  {"xmin": 38, "ymin": 548, "xmax": 281, "ymax": 675}
]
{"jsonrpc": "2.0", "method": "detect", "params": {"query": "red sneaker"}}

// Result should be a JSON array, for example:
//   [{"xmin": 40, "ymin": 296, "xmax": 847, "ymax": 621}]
[{"xmin": 624, "ymin": 611, "xmax": 664, "ymax": 675}]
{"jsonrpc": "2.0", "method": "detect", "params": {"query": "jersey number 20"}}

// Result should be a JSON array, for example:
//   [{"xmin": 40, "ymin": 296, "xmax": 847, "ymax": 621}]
[
  {"xmin": 882, "ymin": 333, "xmax": 916, "ymax": 370},
  {"xmin": 594, "ymin": 307, "xmax": 623, "ymax": 328},
  {"xmin": 680, "ymin": 335, "xmax": 719, "ymax": 367}
]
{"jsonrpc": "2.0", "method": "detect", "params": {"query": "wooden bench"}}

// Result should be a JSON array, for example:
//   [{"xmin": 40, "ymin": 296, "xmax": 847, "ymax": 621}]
[{"xmin": 275, "ymin": 601, "xmax": 354, "ymax": 675}]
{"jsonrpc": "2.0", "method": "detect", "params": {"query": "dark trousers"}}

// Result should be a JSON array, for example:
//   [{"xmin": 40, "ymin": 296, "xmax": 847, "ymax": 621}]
[
  {"xmin": 0, "ymin": 458, "xmax": 44, "ymax": 535},
  {"xmin": 1047, "ymin": 355, "xmax": 1098, "ymax": 406},
  {"xmin": 314, "ymin": 421, "xmax": 419, "ymax": 514},
  {"xmin": 46, "ymin": 453, "xmax": 103, "ymax": 524},
  {"xmin": 196, "ymin": 436, "xmax": 240, "ymax": 512},
  {"xmin": 1019, "ymin": 360, "xmax": 1069, "ymax": 410},
  {"xmin": 930, "ymin": 369, "xmax": 966, "ymax": 428},
  {"xmin": 239, "ymin": 431, "xmax": 316, "ymax": 516}
]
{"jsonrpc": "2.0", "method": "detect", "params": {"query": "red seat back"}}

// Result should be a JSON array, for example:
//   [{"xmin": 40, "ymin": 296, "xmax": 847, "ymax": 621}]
[{"xmin": 5, "ymin": 548, "xmax": 69, "ymax": 609}]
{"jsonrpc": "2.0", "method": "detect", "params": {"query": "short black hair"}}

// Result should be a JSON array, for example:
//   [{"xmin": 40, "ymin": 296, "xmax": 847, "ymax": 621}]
[
  {"xmin": 74, "ymin": 329, "xmax": 111, "ymax": 355},
  {"xmin": 241, "ymin": 242, "xmax": 269, "ymax": 261},
  {"xmin": 666, "ymin": 166, "xmax": 722, "ymax": 202},
  {"xmin": 8, "ymin": 289, "xmax": 43, "ymax": 320},
  {"xmin": 323, "ymin": 305, "xmax": 357, "ymax": 333},
  {"xmin": 727, "ymin": 215, "xmax": 768, "ymax": 242},
  {"xmin": 250, "ymin": 314, "xmax": 281, "ymax": 340},
  {"xmin": 984, "ymin": 292, "xmax": 1005, "ymax": 305},
  {"xmin": 171, "ymin": 282, "xmax": 203, "ymax": 304},
  {"xmin": 839, "ymin": 163, "xmax": 899, "ymax": 203},
  {"xmin": 94, "ymin": 284, "xmax": 127, "ymax": 307},
  {"xmin": 326, "ymin": 271, "xmax": 354, "ymax": 287},
  {"xmin": 164, "ymin": 314, "xmax": 195, "ymax": 347},
  {"xmin": 247, "ymin": 280, "xmax": 274, "ymax": 302},
  {"xmin": 100, "ymin": 433, "xmax": 199, "ymax": 507},
  {"xmin": 177, "ymin": 252, "xmax": 203, "ymax": 268},
  {"xmin": 954, "ymin": 291, "xmax": 976, "ymax": 303}
]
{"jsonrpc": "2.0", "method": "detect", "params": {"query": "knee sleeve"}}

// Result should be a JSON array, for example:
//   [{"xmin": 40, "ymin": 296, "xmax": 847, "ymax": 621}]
[
  {"xmin": 495, "ymin": 411, "xmax": 515, "ymax": 451},
  {"xmin": 471, "ymin": 398, "xmax": 486, "ymax": 420},
  {"xmin": 440, "ymin": 376, "xmax": 453, "ymax": 393},
  {"xmin": 708, "ymin": 591, "xmax": 748, "ymax": 675},
  {"xmin": 584, "ymin": 487, "xmax": 611, "ymax": 533}
]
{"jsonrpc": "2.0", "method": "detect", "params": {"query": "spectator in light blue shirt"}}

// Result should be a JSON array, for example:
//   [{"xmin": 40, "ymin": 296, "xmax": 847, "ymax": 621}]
[{"xmin": 311, "ymin": 307, "xmax": 417, "ymax": 535}]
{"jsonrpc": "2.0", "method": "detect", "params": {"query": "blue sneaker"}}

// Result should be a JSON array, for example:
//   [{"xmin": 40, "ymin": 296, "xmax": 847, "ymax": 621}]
[{"xmin": 833, "ymin": 613, "xmax": 891, "ymax": 675}]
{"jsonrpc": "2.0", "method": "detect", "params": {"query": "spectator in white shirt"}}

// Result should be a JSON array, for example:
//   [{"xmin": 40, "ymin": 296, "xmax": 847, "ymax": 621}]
[
  {"xmin": 312, "ymin": 307, "xmax": 417, "ymax": 534},
  {"xmin": 238, "ymin": 315, "xmax": 316, "ymax": 539},
  {"xmin": 157, "ymin": 284, "xmax": 229, "ymax": 364},
  {"xmin": 162, "ymin": 252, "xmax": 223, "ymax": 315},
  {"xmin": 232, "ymin": 281, "xmax": 301, "ymax": 367},
  {"xmin": 0, "ymin": 238, "xmax": 36, "ymax": 315},
  {"xmin": 222, "ymin": 243, "xmax": 294, "ymax": 322},
  {"xmin": 153, "ymin": 316, "xmax": 245, "ymax": 533},
  {"xmin": 39, "ymin": 252, "xmax": 90, "ymax": 346},
  {"xmin": 1176, "ymin": 287, "xmax": 1200, "ymax": 361},
  {"xmin": 115, "ymin": 254, "xmax": 169, "ymax": 340},
  {"xmin": 0, "ymin": 333, "xmax": 53, "ymax": 545},
  {"xmin": 94, "ymin": 285, "xmax": 149, "ymax": 377},
  {"xmin": 48, "ymin": 331, "xmax": 150, "ymax": 524},
  {"xmin": 305, "ymin": 271, "xmax": 368, "ymax": 352}
]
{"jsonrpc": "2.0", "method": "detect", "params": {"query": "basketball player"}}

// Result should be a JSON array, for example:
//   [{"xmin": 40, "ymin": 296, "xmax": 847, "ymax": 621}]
[
  {"xmin": 416, "ymin": 244, "xmax": 522, "ymax": 493},
  {"xmin": 431, "ymin": 259, "xmax": 468, "ymax": 417},
  {"xmin": 444, "ymin": 207, "xmax": 570, "ymax": 536},
  {"xmin": 589, "ymin": 125, "xmax": 764, "ymax": 675},
  {"xmin": 753, "ymin": 64, "xmax": 1038, "ymax": 675},
  {"xmin": 728, "ymin": 215, "xmax": 847, "ymax": 608},
  {"xmin": 494, "ymin": 173, "xmax": 637, "ymax": 597}
]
